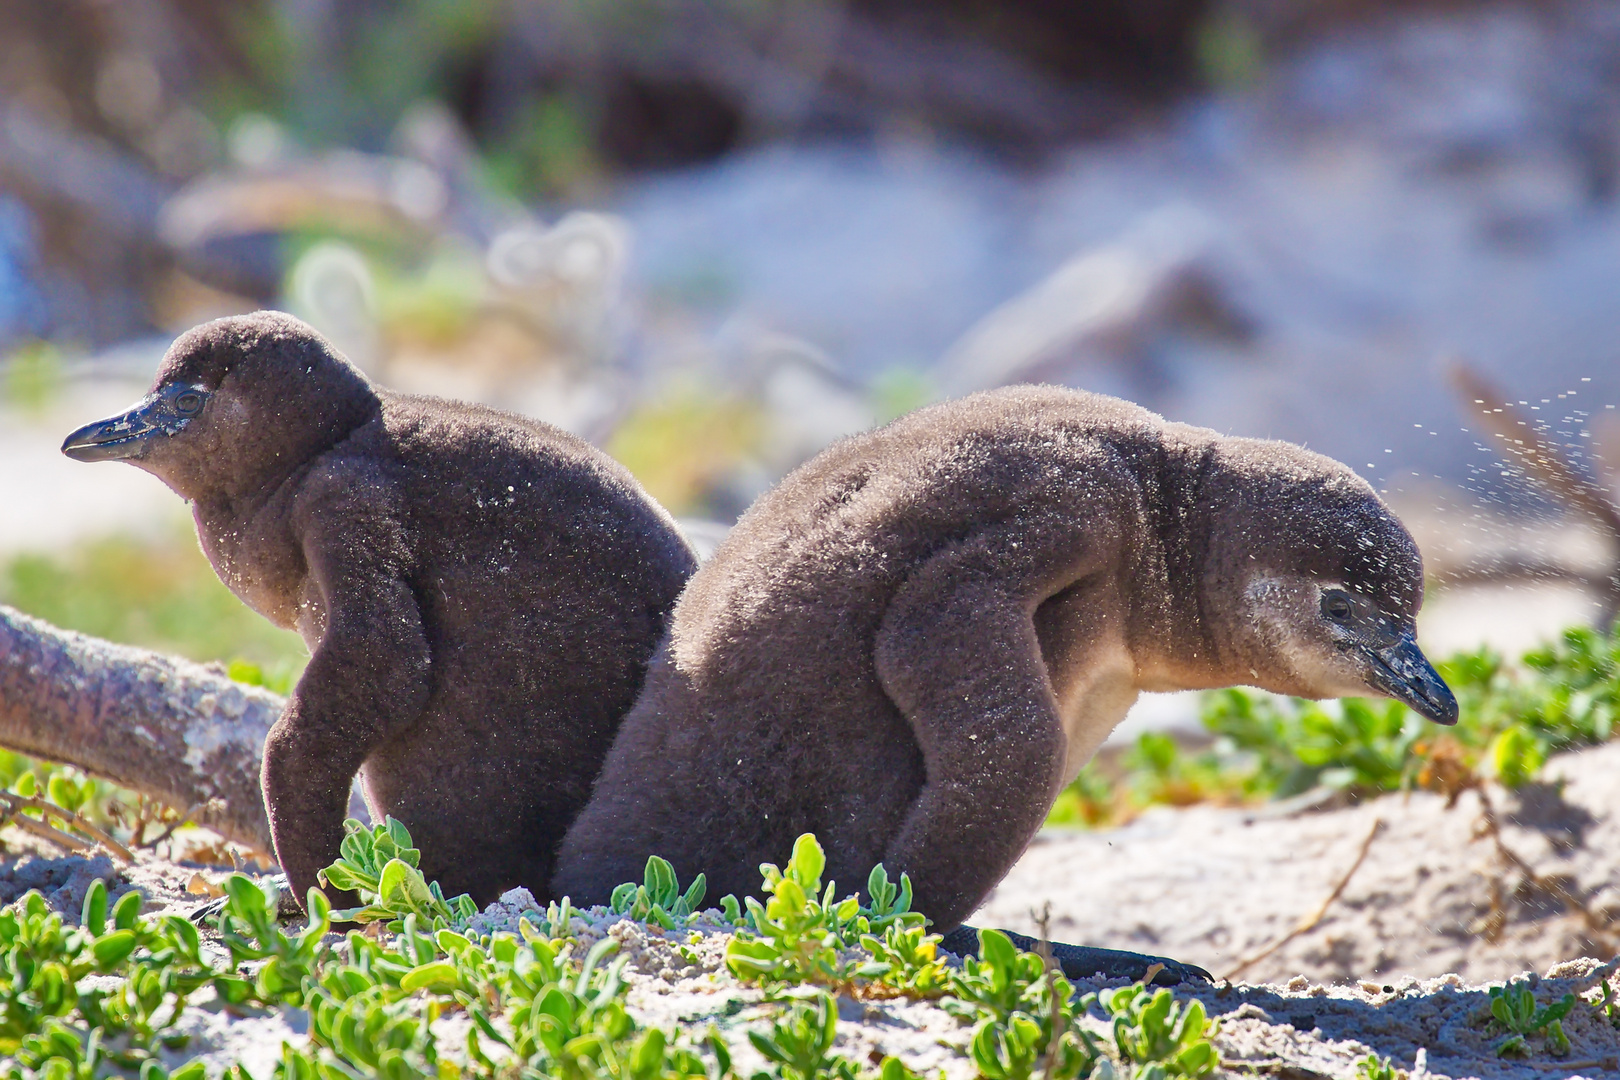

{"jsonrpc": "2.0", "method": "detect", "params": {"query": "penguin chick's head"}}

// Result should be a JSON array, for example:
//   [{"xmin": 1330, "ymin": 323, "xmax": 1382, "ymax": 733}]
[
  {"xmin": 62, "ymin": 312, "xmax": 377, "ymax": 502},
  {"xmin": 1197, "ymin": 437, "xmax": 1458, "ymax": 726}
]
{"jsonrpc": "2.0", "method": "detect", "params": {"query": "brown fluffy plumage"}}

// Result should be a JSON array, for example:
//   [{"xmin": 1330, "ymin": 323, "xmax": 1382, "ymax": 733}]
[
  {"xmin": 63, "ymin": 312, "xmax": 696, "ymax": 907},
  {"xmin": 553, "ymin": 385, "xmax": 1454, "ymax": 933}
]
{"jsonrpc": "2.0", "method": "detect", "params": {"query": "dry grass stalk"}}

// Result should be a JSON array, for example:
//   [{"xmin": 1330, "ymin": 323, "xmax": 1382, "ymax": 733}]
[
  {"xmin": 1222, "ymin": 817, "xmax": 1385, "ymax": 980},
  {"xmin": 1468, "ymin": 780, "xmax": 1619, "ymax": 955},
  {"xmin": 1030, "ymin": 901, "xmax": 1068, "ymax": 1080}
]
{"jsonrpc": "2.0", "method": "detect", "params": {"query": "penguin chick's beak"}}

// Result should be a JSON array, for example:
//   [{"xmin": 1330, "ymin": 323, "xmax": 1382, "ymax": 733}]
[
  {"xmin": 1361, "ymin": 633, "xmax": 1459, "ymax": 726},
  {"xmin": 61, "ymin": 386, "xmax": 205, "ymax": 463}
]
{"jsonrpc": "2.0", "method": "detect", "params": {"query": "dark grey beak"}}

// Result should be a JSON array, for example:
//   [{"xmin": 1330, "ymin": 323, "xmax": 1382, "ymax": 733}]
[
  {"xmin": 61, "ymin": 396, "xmax": 166, "ymax": 462},
  {"xmin": 62, "ymin": 384, "xmax": 209, "ymax": 462},
  {"xmin": 1362, "ymin": 633, "xmax": 1458, "ymax": 725}
]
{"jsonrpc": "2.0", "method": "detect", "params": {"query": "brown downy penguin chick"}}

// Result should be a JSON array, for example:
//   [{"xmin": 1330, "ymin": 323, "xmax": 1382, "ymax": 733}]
[
  {"xmin": 62, "ymin": 312, "xmax": 696, "ymax": 908},
  {"xmin": 553, "ymin": 385, "xmax": 1457, "ymax": 981}
]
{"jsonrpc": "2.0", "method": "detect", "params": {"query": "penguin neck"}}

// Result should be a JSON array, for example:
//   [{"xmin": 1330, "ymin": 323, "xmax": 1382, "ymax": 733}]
[
  {"xmin": 185, "ymin": 398, "xmax": 380, "ymax": 629},
  {"xmin": 1124, "ymin": 437, "xmax": 1230, "ymax": 691},
  {"xmin": 183, "ymin": 445, "xmax": 332, "ymax": 633},
  {"xmin": 188, "ymin": 390, "xmax": 380, "ymax": 515}
]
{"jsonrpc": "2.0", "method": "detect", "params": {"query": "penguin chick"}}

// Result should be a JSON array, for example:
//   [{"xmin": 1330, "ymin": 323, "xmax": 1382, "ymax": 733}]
[
  {"xmin": 63, "ymin": 312, "xmax": 696, "ymax": 907},
  {"xmin": 553, "ymin": 385, "xmax": 1457, "ymax": 938}
]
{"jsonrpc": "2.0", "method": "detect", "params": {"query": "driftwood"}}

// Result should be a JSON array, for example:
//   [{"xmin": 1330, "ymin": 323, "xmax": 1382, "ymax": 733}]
[{"xmin": 0, "ymin": 604, "xmax": 278, "ymax": 852}]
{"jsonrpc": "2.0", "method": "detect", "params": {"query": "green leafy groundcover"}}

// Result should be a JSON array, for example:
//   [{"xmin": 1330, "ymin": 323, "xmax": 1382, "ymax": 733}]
[
  {"xmin": 0, "ymin": 823, "xmax": 1218, "ymax": 1080},
  {"xmin": 1049, "ymin": 627, "xmax": 1620, "ymax": 826}
]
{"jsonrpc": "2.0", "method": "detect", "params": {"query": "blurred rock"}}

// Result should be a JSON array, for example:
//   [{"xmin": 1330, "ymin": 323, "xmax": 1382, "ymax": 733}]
[
  {"xmin": 936, "ymin": 204, "xmax": 1253, "ymax": 396},
  {"xmin": 615, "ymin": 0, "xmax": 1620, "ymax": 505},
  {"xmin": 157, "ymin": 152, "xmax": 450, "ymax": 268}
]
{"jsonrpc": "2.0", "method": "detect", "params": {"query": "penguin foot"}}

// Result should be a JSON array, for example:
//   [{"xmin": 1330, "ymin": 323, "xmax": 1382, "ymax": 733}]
[
  {"xmin": 940, "ymin": 925, "xmax": 1211, "ymax": 986},
  {"xmin": 187, "ymin": 873, "xmax": 303, "ymax": 924}
]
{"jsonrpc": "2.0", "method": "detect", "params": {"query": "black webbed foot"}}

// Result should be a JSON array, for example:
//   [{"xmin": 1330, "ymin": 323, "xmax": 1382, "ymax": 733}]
[
  {"xmin": 187, "ymin": 872, "xmax": 303, "ymax": 924},
  {"xmin": 940, "ymin": 925, "xmax": 1212, "ymax": 986}
]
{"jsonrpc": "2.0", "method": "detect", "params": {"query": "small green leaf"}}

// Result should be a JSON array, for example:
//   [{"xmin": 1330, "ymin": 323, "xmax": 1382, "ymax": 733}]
[
  {"xmin": 163, "ymin": 913, "xmax": 202, "ymax": 960},
  {"xmin": 631, "ymin": 1027, "xmax": 666, "ymax": 1076},
  {"xmin": 978, "ymin": 927, "xmax": 1017, "ymax": 974},
  {"xmin": 645, "ymin": 856, "xmax": 677, "ymax": 907},
  {"xmin": 81, "ymin": 878, "xmax": 107, "ymax": 935},
  {"xmin": 787, "ymin": 833, "xmax": 826, "ymax": 892},
  {"xmin": 537, "ymin": 986, "xmax": 574, "ymax": 1026},
  {"xmin": 679, "ymin": 873, "xmax": 707, "ymax": 915},
  {"xmin": 1490, "ymin": 725, "xmax": 1546, "ymax": 787},
  {"xmin": 385, "ymin": 816, "xmax": 415, "ymax": 857},
  {"xmin": 319, "ymin": 863, "xmax": 376, "ymax": 893},
  {"xmin": 707, "ymin": 1028, "xmax": 732, "ymax": 1076},
  {"xmin": 609, "ymin": 882, "xmax": 638, "ymax": 914},
  {"xmin": 214, "ymin": 974, "xmax": 253, "ymax": 1004},
  {"xmin": 91, "ymin": 929, "xmax": 138, "ymax": 969},
  {"xmin": 47, "ymin": 774, "xmax": 79, "ymax": 812},
  {"xmin": 377, "ymin": 858, "xmax": 445, "ymax": 921},
  {"xmin": 111, "ymin": 887, "xmax": 143, "ymax": 930},
  {"xmin": 400, "ymin": 961, "xmax": 460, "ymax": 993},
  {"xmin": 866, "ymin": 863, "xmax": 897, "ymax": 914}
]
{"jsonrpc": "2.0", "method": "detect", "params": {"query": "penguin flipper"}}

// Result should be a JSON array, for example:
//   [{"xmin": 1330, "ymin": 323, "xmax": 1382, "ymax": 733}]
[
  {"xmin": 872, "ymin": 537, "xmax": 1084, "ymax": 930},
  {"xmin": 264, "ymin": 471, "xmax": 432, "ymax": 908}
]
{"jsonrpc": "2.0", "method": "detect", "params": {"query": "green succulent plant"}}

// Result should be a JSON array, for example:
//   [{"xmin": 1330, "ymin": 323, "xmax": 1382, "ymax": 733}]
[
  {"xmin": 609, "ymin": 855, "xmax": 708, "ymax": 929},
  {"xmin": 1097, "ymin": 981, "xmax": 1217, "ymax": 1080},
  {"xmin": 1485, "ymin": 980, "xmax": 1575, "ymax": 1058},
  {"xmin": 318, "ymin": 816, "xmax": 479, "ymax": 932}
]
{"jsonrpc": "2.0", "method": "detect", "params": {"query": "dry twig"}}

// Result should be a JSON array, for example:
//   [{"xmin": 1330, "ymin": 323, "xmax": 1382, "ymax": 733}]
[
  {"xmin": 1467, "ymin": 780, "xmax": 1619, "ymax": 954},
  {"xmin": 112, "ymin": 795, "xmax": 216, "ymax": 852},
  {"xmin": 1446, "ymin": 362, "xmax": 1620, "ymax": 627},
  {"xmin": 1031, "ymin": 902, "xmax": 1067, "ymax": 1080},
  {"xmin": 0, "ymin": 792, "xmax": 135, "ymax": 863},
  {"xmin": 1222, "ymin": 817, "xmax": 1385, "ymax": 980},
  {"xmin": 140, "ymin": 802, "xmax": 208, "ymax": 851},
  {"xmin": 1419, "ymin": 739, "xmax": 1620, "ymax": 954}
]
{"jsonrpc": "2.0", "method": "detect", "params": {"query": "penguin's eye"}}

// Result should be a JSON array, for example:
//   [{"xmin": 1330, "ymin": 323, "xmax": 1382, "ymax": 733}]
[
  {"xmin": 1321, "ymin": 590, "xmax": 1355, "ymax": 624},
  {"xmin": 174, "ymin": 391, "xmax": 205, "ymax": 416}
]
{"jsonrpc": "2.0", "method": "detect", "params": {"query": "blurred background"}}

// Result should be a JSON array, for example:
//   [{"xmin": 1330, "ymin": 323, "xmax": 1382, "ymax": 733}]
[{"xmin": 2, "ymin": 0, "xmax": 1619, "ymax": 713}]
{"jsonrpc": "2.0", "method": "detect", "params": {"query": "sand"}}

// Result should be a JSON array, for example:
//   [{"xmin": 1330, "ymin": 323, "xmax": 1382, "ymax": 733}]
[{"xmin": 976, "ymin": 742, "xmax": 1620, "ymax": 988}]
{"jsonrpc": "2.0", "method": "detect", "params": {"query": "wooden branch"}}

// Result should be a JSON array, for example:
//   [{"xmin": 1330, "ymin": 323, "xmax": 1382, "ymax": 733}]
[
  {"xmin": 1447, "ymin": 362, "xmax": 1620, "ymax": 626},
  {"xmin": 0, "ymin": 604, "xmax": 279, "ymax": 852},
  {"xmin": 1449, "ymin": 364, "xmax": 1620, "ymax": 541}
]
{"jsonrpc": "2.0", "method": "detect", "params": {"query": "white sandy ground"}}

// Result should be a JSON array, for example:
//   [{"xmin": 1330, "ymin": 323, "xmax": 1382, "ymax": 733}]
[
  {"xmin": 975, "ymin": 740, "xmax": 1620, "ymax": 988},
  {"xmin": 3, "ymin": 743, "xmax": 1620, "ymax": 1077}
]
